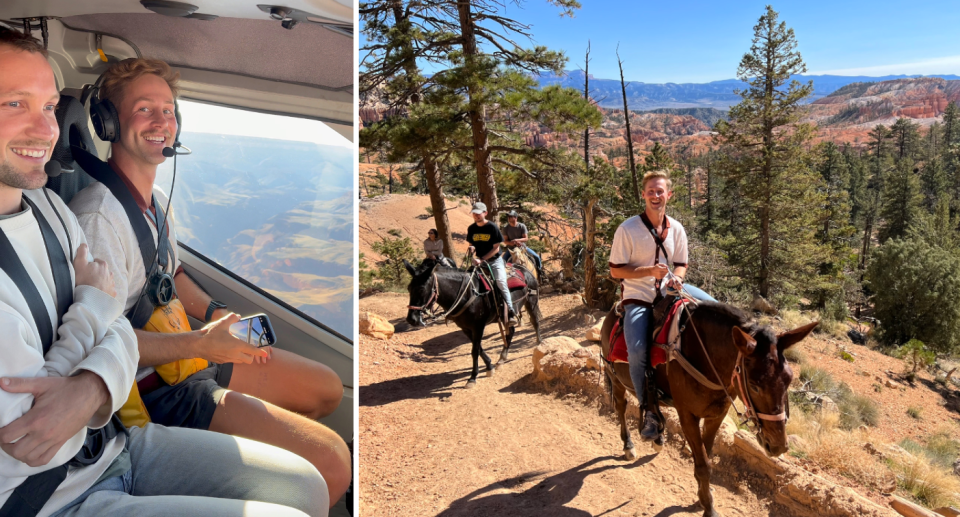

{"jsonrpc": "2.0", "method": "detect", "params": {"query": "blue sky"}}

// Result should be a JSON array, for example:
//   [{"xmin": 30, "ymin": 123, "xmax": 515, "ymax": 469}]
[{"xmin": 364, "ymin": 1, "xmax": 960, "ymax": 83}]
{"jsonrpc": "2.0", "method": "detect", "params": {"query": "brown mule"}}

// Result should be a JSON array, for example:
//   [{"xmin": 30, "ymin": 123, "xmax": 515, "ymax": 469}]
[{"xmin": 600, "ymin": 299, "xmax": 817, "ymax": 517}]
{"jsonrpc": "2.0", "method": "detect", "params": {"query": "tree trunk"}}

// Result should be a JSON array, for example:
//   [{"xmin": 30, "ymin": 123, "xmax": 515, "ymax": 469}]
[
  {"xmin": 617, "ymin": 49, "xmax": 640, "ymax": 206},
  {"xmin": 584, "ymin": 197, "xmax": 598, "ymax": 308},
  {"xmin": 456, "ymin": 0, "xmax": 499, "ymax": 219},
  {"xmin": 424, "ymin": 155, "xmax": 456, "ymax": 264},
  {"xmin": 583, "ymin": 42, "xmax": 590, "ymax": 170}
]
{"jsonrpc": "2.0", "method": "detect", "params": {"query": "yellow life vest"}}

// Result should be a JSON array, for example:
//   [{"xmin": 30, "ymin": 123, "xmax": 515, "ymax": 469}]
[{"xmin": 116, "ymin": 299, "xmax": 209, "ymax": 428}]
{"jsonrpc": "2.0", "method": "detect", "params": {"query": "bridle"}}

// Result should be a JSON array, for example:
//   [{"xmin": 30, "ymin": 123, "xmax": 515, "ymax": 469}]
[
  {"xmin": 407, "ymin": 270, "xmax": 440, "ymax": 314},
  {"xmin": 407, "ymin": 267, "xmax": 478, "ymax": 321},
  {"xmin": 732, "ymin": 353, "xmax": 788, "ymax": 426},
  {"xmin": 677, "ymin": 292, "xmax": 788, "ymax": 436}
]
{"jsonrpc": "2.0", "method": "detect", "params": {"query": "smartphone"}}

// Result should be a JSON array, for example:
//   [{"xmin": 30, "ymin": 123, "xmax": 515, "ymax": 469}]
[{"xmin": 229, "ymin": 314, "xmax": 276, "ymax": 347}]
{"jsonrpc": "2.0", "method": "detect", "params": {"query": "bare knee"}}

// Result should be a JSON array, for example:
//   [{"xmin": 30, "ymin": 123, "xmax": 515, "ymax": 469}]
[{"xmin": 302, "ymin": 366, "xmax": 343, "ymax": 420}]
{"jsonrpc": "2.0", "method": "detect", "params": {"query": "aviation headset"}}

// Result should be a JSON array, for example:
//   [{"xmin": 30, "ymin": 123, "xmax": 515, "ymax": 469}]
[{"xmin": 85, "ymin": 64, "xmax": 184, "ymax": 152}]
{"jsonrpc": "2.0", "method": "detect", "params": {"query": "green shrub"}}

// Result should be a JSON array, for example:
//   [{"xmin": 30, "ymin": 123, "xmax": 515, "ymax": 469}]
[
  {"xmin": 907, "ymin": 406, "xmax": 923, "ymax": 419},
  {"xmin": 371, "ymin": 236, "xmax": 417, "ymax": 287},
  {"xmin": 359, "ymin": 252, "xmax": 376, "ymax": 290},
  {"xmin": 896, "ymin": 339, "xmax": 937, "ymax": 374},
  {"xmin": 866, "ymin": 238, "xmax": 960, "ymax": 352}
]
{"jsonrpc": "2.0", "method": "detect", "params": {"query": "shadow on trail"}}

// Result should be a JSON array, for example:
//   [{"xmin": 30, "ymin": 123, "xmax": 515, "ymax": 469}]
[
  {"xmin": 360, "ymin": 369, "xmax": 469, "ymax": 406},
  {"xmin": 652, "ymin": 503, "xmax": 701, "ymax": 516},
  {"xmin": 918, "ymin": 377, "xmax": 960, "ymax": 419},
  {"xmin": 434, "ymin": 456, "xmax": 653, "ymax": 517},
  {"xmin": 537, "ymin": 305, "xmax": 589, "ymax": 338}
]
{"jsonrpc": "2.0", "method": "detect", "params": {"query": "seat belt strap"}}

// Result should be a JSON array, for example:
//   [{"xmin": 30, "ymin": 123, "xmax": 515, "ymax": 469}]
[
  {"xmin": 74, "ymin": 147, "xmax": 157, "ymax": 278},
  {"xmin": 73, "ymin": 147, "xmax": 169, "ymax": 327},
  {"xmin": 0, "ymin": 465, "xmax": 68, "ymax": 517},
  {"xmin": 0, "ymin": 197, "xmax": 73, "ymax": 354},
  {"xmin": 22, "ymin": 196, "xmax": 73, "ymax": 339},
  {"xmin": 0, "ymin": 416, "xmax": 126, "ymax": 517}
]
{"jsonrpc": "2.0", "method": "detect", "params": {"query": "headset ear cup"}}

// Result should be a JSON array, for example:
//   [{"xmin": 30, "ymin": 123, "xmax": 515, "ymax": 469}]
[{"xmin": 91, "ymin": 98, "xmax": 120, "ymax": 143}]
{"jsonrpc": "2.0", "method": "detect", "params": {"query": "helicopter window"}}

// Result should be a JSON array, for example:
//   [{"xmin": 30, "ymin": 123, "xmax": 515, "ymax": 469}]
[{"xmin": 155, "ymin": 100, "xmax": 354, "ymax": 338}]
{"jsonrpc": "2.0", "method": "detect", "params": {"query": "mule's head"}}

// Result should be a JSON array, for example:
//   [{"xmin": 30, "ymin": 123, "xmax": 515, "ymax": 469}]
[
  {"xmin": 404, "ymin": 259, "xmax": 435, "ymax": 327},
  {"xmin": 731, "ymin": 320, "xmax": 818, "ymax": 457}
]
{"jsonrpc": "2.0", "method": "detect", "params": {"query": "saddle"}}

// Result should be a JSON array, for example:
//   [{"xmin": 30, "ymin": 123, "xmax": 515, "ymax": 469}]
[
  {"xmin": 607, "ymin": 295, "xmax": 687, "ymax": 369},
  {"xmin": 476, "ymin": 264, "xmax": 527, "ymax": 291}
]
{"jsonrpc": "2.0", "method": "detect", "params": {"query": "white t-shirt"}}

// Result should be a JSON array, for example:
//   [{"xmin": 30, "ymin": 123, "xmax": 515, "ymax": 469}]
[
  {"xmin": 71, "ymin": 173, "xmax": 182, "ymax": 382},
  {"xmin": 609, "ymin": 214, "xmax": 689, "ymax": 304}
]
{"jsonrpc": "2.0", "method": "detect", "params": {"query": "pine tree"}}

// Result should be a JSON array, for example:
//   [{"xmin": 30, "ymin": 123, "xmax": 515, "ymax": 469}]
[
  {"xmin": 867, "ymin": 237, "xmax": 960, "ymax": 352},
  {"xmin": 713, "ymin": 5, "xmax": 825, "ymax": 299},
  {"xmin": 889, "ymin": 117, "xmax": 921, "ymax": 163},
  {"xmin": 450, "ymin": 0, "xmax": 586, "ymax": 218},
  {"xmin": 878, "ymin": 160, "xmax": 922, "ymax": 243}
]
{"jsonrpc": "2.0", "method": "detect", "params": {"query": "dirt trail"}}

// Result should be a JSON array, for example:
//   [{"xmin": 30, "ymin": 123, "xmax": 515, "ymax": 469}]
[{"xmin": 360, "ymin": 293, "xmax": 796, "ymax": 517}]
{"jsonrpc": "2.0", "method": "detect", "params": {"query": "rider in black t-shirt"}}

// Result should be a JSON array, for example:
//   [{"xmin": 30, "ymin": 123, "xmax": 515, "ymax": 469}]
[{"xmin": 466, "ymin": 202, "xmax": 517, "ymax": 326}]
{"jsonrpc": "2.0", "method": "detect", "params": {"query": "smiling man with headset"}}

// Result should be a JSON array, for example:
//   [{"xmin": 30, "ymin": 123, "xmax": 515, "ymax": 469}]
[
  {"xmin": 0, "ymin": 27, "xmax": 328, "ymax": 517},
  {"xmin": 67, "ymin": 57, "xmax": 352, "ymax": 507}
]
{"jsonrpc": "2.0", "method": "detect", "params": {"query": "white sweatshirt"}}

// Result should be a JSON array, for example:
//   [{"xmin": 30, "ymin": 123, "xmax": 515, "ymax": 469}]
[{"xmin": 0, "ymin": 188, "xmax": 138, "ymax": 517}]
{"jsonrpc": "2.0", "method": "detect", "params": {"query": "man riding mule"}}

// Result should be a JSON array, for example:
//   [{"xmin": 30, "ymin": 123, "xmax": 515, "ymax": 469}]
[
  {"xmin": 600, "ymin": 298, "xmax": 817, "ymax": 517},
  {"xmin": 466, "ymin": 202, "xmax": 518, "ymax": 327},
  {"xmin": 603, "ymin": 171, "xmax": 819, "ymax": 517},
  {"xmin": 608, "ymin": 170, "xmax": 716, "ymax": 442},
  {"xmin": 404, "ymin": 258, "xmax": 542, "ymax": 387}
]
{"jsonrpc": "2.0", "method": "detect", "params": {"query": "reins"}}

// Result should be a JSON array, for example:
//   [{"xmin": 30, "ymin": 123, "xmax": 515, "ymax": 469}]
[
  {"xmin": 407, "ymin": 266, "xmax": 479, "ymax": 321},
  {"xmin": 674, "ymin": 285, "xmax": 787, "ymax": 432}
]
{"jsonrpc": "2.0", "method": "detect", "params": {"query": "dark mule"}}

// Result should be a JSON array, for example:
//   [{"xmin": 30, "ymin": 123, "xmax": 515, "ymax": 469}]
[
  {"xmin": 600, "ymin": 300, "xmax": 816, "ymax": 517},
  {"xmin": 405, "ymin": 259, "xmax": 543, "ymax": 387}
]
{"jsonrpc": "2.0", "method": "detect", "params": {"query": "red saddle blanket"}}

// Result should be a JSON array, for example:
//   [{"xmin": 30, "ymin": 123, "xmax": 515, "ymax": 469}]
[
  {"xmin": 478, "ymin": 266, "xmax": 527, "ymax": 291},
  {"xmin": 507, "ymin": 267, "xmax": 526, "ymax": 290},
  {"xmin": 608, "ymin": 300, "xmax": 685, "ymax": 368}
]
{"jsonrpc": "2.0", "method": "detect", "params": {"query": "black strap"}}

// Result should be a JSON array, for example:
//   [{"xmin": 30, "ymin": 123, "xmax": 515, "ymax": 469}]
[
  {"xmin": 73, "ymin": 148, "xmax": 158, "ymax": 280},
  {"xmin": 0, "ymin": 197, "xmax": 73, "ymax": 354},
  {"xmin": 0, "ymin": 416, "xmax": 126, "ymax": 517},
  {"xmin": 144, "ymin": 197, "xmax": 174, "ymax": 271},
  {"xmin": 73, "ymin": 147, "xmax": 170, "ymax": 327},
  {"xmin": 22, "ymin": 197, "xmax": 73, "ymax": 342},
  {"xmin": 639, "ymin": 213, "xmax": 670, "ymax": 296}
]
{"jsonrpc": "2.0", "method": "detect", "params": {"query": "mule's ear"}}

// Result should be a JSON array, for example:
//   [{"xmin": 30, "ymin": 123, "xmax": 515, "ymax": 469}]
[
  {"xmin": 777, "ymin": 321, "xmax": 819, "ymax": 351},
  {"xmin": 731, "ymin": 326, "xmax": 757, "ymax": 356},
  {"xmin": 403, "ymin": 259, "xmax": 416, "ymax": 276}
]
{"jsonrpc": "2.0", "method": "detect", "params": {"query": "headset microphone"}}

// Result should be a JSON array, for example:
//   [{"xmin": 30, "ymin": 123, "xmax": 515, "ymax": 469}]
[
  {"xmin": 162, "ymin": 142, "xmax": 192, "ymax": 158},
  {"xmin": 44, "ymin": 160, "xmax": 74, "ymax": 178}
]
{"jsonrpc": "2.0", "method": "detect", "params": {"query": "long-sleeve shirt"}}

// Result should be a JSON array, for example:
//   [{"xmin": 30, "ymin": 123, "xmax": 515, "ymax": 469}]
[
  {"xmin": 423, "ymin": 238, "xmax": 444, "ymax": 258},
  {"xmin": 0, "ymin": 189, "xmax": 138, "ymax": 516}
]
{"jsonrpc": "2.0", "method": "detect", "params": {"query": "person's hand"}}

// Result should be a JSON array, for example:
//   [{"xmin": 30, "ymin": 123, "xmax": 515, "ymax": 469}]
[
  {"xmin": 253, "ymin": 346, "xmax": 273, "ymax": 365},
  {"xmin": 473, "ymin": 257, "xmax": 482, "ymax": 266},
  {"xmin": 665, "ymin": 274, "xmax": 683, "ymax": 291},
  {"xmin": 0, "ymin": 372, "xmax": 108, "ymax": 467},
  {"xmin": 73, "ymin": 244, "xmax": 116, "ymax": 298},
  {"xmin": 197, "ymin": 313, "xmax": 268, "ymax": 364},
  {"xmin": 647, "ymin": 263, "xmax": 669, "ymax": 280}
]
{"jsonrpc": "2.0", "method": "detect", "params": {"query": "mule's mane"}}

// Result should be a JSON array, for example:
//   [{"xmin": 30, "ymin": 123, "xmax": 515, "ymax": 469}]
[{"xmin": 691, "ymin": 301, "xmax": 777, "ymax": 347}]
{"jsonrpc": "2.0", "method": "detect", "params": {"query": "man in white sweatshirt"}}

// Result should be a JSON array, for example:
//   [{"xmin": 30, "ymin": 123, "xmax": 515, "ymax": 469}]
[{"xmin": 0, "ymin": 27, "xmax": 329, "ymax": 517}]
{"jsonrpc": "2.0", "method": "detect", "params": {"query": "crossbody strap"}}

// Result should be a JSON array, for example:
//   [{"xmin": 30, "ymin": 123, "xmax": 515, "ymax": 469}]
[{"xmin": 639, "ymin": 213, "xmax": 670, "ymax": 294}]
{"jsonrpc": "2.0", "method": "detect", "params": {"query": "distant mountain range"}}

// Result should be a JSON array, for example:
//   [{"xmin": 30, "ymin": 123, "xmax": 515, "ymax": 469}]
[
  {"xmin": 157, "ymin": 132, "xmax": 354, "ymax": 338},
  {"xmin": 538, "ymin": 70, "xmax": 960, "ymax": 111}
]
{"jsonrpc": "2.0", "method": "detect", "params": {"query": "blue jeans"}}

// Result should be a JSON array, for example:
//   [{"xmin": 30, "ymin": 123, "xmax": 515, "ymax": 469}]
[
  {"xmin": 623, "ymin": 284, "xmax": 716, "ymax": 408},
  {"xmin": 486, "ymin": 255, "xmax": 513, "ymax": 313}
]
